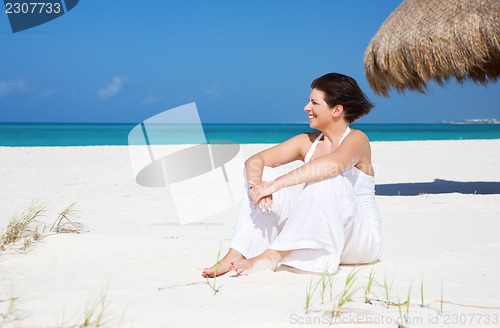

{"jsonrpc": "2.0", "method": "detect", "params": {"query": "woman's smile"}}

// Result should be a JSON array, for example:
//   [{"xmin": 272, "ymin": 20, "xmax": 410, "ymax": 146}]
[{"xmin": 304, "ymin": 88, "xmax": 330, "ymax": 126}]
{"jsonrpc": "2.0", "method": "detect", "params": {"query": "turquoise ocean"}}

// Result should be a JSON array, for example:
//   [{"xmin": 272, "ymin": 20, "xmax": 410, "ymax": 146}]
[{"xmin": 1, "ymin": 123, "xmax": 499, "ymax": 146}]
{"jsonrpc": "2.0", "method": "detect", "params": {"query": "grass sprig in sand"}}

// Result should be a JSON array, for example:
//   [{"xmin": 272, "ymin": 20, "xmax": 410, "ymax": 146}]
[
  {"xmin": 405, "ymin": 283, "xmax": 412, "ymax": 321},
  {"xmin": 397, "ymin": 293, "xmax": 404, "ymax": 327},
  {"xmin": 364, "ymin": 268, "xmax": 377, "ymax": 304},
  {"xmin": 50, "ymin": 203, "xmax": 83, "ymax": 234},
  {"xmin": 1, "ymin": 202, "xmax": 84, "ymax": 253},
  {"xmin": 82, "ymin": 288, "xmax": 109, "ymax": 327},
  {"xmin": 319, "ymin": 270, "xmax": 330, "ymax": 304},
  {"xmin": 0, "ymin": 297, "xmax": 18, "ymax": 323},
  {"xmin": 420, "ymin": 275, "xmax": 425, "ymax": 307},
  {"xmin": 383, "ymin": 272, "xmax": 394, "ymax": 309},
  {"xmin": 305, "ymin": 276, "xmax": 318, "ymax": 314},
  {"xmin": 303, "ymin": 266, "xmax": 500, "ymax": 325},
  {"xmin": 206, "ymin": 243, "xmax": 223, "ymax": 296},
  {"xmin": 333, "ymin": 267, "xmax": 362, "ymax": 317},
  {"xmin": 328, "ymin": 272, "xmax": 334, "ymax": 303},
  {"xmin": 0, "ymin": 202, "xmax": 46, "ymax": 251},
  {"xmin": 396, "ymin": 283, "xmax": 412, "ymax": 327}
]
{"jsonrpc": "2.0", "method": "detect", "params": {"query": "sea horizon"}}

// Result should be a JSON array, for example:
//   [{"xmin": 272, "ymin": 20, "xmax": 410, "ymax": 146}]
[{"xmin": 1, "ymin": 122, "xmax": 500, "ymax": 146}]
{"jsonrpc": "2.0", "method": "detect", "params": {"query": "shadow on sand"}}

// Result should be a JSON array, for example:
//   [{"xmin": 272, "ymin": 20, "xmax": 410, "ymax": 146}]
[{"xmin": 376, "ymin": 179, "xmax": 500, "ymax": 196}]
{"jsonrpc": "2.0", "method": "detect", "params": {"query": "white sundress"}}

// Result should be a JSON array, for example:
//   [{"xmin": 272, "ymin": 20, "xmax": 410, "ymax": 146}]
[{"xmin": 230, "ymin": 127, "xmax": 382, "ymax": 273}]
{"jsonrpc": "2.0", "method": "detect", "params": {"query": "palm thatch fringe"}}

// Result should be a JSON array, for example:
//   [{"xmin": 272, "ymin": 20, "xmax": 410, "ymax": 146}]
[{"xmin": 364, "ymin": 0, "xmax": 500, "ymax": 96}]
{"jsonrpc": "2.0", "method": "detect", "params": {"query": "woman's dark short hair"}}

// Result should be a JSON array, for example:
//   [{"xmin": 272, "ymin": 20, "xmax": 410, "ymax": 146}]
[{"xmin": 310, "ymin": 73, "xmax": 374, "ymax": 123}]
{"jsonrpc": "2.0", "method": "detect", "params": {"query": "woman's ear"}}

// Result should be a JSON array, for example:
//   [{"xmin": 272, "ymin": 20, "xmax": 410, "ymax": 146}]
[{"xmin": 331, "ymin": 104, "xmax": 344, "ymax": 118}]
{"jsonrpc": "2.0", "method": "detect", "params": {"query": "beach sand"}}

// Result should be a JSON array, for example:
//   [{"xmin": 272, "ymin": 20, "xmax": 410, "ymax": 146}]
[{"xmin": 1, "ymin": 140, "xmax": 499, "ymax": 327}]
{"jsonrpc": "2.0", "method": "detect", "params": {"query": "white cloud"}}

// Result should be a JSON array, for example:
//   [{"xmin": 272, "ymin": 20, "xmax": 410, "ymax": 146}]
[
  {"xmin": 0, "ymin": 79, "xmax": 27, "ymax": 98},
  {"xmin": 98, "ymin": 76, "xmax": 129, "ymax": 99}
]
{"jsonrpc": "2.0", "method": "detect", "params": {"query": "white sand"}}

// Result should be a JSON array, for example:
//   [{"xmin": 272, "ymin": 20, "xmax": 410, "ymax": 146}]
[{"xmin": 1, "ymin": 140, "xmax": 499, "ymax": 327}]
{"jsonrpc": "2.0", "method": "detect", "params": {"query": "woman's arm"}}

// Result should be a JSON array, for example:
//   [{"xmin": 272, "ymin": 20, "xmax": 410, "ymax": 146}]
[
  {"xmin": 275, "ymin": 130, "xmax": 369, "ymax": 188},
  {"xmin": 244, "ymin": 133, "xmax": 310, "ymax": 186},
  {"xmin": 248, "ymin": 130, "xmax": 369, "ymax": 206}
]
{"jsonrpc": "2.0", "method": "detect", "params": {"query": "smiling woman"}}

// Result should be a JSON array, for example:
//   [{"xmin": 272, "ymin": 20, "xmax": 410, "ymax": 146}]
[
  {"xmin": 309, "ymin": 73, "xmax": 374, "ymax": 124},
  {"xmin": 202, "ymin": 73, "xmax": 382, "ymax": 277}
]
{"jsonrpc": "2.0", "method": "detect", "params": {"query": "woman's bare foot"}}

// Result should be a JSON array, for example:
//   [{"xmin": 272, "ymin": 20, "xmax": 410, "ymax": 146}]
[
  {"xmin": 202, "ymin": 248, "xmax": 244, "ymax": 278},
  {"xmin": 229, "ymin": 258, "xmax": 254, "ymax": 275},
  {"xmin": 230, "ymin": 249, "xmax": 289, "ymax": 275}
]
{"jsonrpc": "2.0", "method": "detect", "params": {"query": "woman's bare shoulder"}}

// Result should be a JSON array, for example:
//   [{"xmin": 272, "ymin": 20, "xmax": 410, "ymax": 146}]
[
  {"xmin": 347, "ymin": 128, "xmax": 370, "ymax": 143},
  {"xmin": 283, "ymin": 132, "xmax": 319, "ymax": 160}
]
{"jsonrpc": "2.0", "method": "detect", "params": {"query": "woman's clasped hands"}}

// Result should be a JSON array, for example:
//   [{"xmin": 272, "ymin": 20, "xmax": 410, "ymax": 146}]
[{"xmin": 248, "ymin": 180, "xmax": 280, "ymax": 214}]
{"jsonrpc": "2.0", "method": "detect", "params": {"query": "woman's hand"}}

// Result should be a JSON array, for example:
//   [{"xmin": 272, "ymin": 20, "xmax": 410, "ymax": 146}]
[{"xmin": 248, "ymin": 181, "xmax": 280, "ymax": 213}]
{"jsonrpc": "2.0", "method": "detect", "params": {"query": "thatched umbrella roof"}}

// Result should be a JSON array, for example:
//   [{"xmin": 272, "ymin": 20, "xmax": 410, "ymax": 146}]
[{"xmin": 364, "ymin": 0, "xmax": 500, "ymax": 96}]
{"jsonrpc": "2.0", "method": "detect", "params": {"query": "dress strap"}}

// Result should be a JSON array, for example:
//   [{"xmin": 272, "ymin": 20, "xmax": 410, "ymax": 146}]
[
  {"xmin": 304, "ymin": 133, "xmax": 323, "ymax": 163},
  {"xmin": 304, "ymin": 127, "xmax": 350, "ymax": 163},
  {"xmin": 338, "ymin": 127, "xmax": 351, "ymax": 145}
]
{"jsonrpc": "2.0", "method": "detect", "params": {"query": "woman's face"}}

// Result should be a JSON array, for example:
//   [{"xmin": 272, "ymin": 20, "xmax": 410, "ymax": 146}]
[{"xmin": 304, "ymin": 88, "xmax": 332, "ymax": 129}]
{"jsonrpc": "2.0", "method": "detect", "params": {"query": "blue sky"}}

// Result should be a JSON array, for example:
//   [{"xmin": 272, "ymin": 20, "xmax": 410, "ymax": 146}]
[{"xmin": 1, "ymin": 1, "xmax": 498, "ymax": 124}]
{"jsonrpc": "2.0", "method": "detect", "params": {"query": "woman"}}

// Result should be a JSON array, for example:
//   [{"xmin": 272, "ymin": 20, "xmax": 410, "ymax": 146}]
[{"xmin": 202, "ymin": 72, "xmax": 381, "ymax": 277}]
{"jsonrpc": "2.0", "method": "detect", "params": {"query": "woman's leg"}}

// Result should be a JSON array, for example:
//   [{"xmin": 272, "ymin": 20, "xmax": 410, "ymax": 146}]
[
  {"xmin": 229, "ymin": 249, "xmax": 290, "ymax": 275},
  {"xmin": 202, "ymin": 165, "xmax": 302, "ymax": 277},
  {"xmin": 231, "ymin": 174, "xmax": 355, "ymax": 274}
]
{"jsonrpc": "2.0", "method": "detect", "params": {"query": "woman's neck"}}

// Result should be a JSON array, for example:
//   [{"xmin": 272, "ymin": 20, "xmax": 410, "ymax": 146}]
[{"xmin": 321, "ymin": 121, "xmax": 349, "ymax": 146}]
